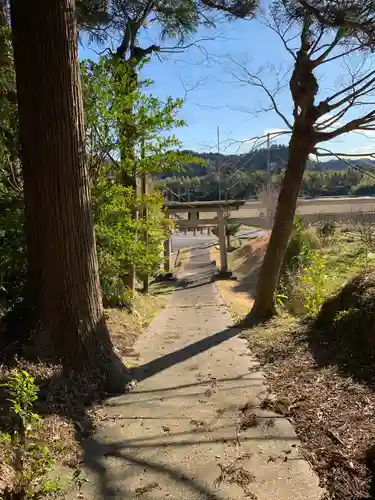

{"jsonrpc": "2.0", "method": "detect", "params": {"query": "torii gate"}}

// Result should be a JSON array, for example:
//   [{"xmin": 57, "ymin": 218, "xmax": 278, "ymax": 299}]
[{"xmin": 163, "ymin": 200, "xmax": 246, "ymax": 275}]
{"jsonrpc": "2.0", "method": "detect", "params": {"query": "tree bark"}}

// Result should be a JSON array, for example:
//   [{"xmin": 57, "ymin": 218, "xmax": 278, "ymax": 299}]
[
  {"xmin": 10, "ymin": 0, "xmax": 129, "ymax": 390},
  {"xmin": 0, "ymin": 0, "xmax": 7, "ymax": 26},
  {"xmin": 244, "ymin": 132, "xmax": 312, "ymax": 324}
]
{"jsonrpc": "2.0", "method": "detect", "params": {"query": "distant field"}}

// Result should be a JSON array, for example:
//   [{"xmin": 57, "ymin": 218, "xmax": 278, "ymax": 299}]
[{"xmin": 173, "ymin": 197, "xmax": 375, "ymax": 231}]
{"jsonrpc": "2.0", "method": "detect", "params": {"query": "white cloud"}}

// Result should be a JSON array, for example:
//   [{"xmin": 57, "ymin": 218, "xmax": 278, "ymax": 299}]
[{"xmin": 264, "ymin": 128, "xmax": 290, "ymax": 137}]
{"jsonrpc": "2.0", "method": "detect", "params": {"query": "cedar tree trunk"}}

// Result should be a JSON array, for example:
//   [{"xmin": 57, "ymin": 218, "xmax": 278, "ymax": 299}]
[{"xmin": 10, "ymin": 0, "xmax": 129, "ymax": 389}]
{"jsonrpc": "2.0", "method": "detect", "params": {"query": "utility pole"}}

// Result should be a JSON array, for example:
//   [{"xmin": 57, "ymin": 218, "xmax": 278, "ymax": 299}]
[
  {"xmin": 140, "ymin": 139, "xmax": 149, "ymax": 293},
  {"xmin": 266, "ymin": 132, "xmax": 271, "ymax": 186},
  {"xmin": 217, "ymin": 125, "xmax": 221, "ymax": 201}
]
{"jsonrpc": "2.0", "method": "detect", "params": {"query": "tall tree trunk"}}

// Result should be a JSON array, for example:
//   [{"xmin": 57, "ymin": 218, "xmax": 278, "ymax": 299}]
[
  {"xmin": 10, "ymin": 0, "xmax": 129, "ymax": 390},
  {"xmin": 244, "ymin": 132, "xmax": 312, "ymax": 324}
]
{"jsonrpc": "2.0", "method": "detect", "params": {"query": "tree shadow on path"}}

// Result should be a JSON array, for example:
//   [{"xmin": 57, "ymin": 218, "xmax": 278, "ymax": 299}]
[{"xmin": 131, "ymin": 324, "xmax": 244, "ymax": 383}]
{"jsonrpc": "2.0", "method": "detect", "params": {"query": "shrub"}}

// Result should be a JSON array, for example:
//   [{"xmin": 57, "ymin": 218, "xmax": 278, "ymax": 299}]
[
  {"xmin": 316, "ymin": 220, "xmax": 336, "ymax": 243},
  {"xmin": 0, "ymin": 370, "xmax": 60, "ymax": 499},
  {"xmin": 281, "ymin": 216, "xmax": 315, "ymax": 278},
  {"xmin": 93, "ymin": 176, "xmax": 167, "ymax": 305},
  {"xmin": 0, "ymin": 24, "xmax": 24, "ymax": 312},
  {"xmin": 309, "ymin": 270, "xmax": 375, "ymax": 383},
  {"xmin": 0, "ymin": 195, "xmax": 26, "ymax": 311},
  {"xmin": 211, "ymin": 223, "xmax": 240, "ymax": 238},
  {"xmin": 299, "ymin": 252, "xmax": 328, "ymax": 316},
  {"xmin": 278, "ymin": 217, "xmax": 319, "ymax": 314}
]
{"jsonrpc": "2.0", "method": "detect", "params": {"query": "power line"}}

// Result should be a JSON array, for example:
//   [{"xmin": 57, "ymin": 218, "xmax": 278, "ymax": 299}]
[{"xmin": 217, "ymin": 125, "xmax": 221, "ymax": 202}]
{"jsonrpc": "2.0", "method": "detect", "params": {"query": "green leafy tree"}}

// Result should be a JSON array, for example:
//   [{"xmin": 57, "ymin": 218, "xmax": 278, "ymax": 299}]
[
  {"xmin": 81, "ymin": 55, "xmax": 191, "ymax": 301},
  {"xmin": 79, "ymin": 0, "xmax": 258, "ymax": 287}
]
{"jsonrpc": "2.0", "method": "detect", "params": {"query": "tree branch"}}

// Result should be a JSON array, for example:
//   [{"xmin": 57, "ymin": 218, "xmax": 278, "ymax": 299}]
[
  {"xmin": 263, "ymin": 15, "xmax": 297, "ymax": 60},
  {"xmin": 159, "ymin": 34, "xmax": 228, "ymax": 53},
  {"xmin": 315, "ymin": 148, "xmax": 375, "ymax": 159},
  {"xmin": 226, "ymin": 58, "xmax": 293, "ymax": 130},
  {"xmin": 312, "ymin": 29, "xmax": 344, "ymax": 66},
  {"xmin": 224, "ymin": 130, "xmax": 291, "ymax": 154},
  {"xmin": 316, "ymin": 109, "xmax": 375, "ymax": 142},
  {"xmin": 325, "ymin": 70, "xmax": 375, "ymax": 112}
]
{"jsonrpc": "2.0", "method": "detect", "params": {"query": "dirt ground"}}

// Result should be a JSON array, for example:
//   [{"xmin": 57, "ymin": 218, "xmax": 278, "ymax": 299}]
[
  {"xmin": 211, "ymin": 236, "xmax": 269, "ymax": 321},
  {"xmin": 214, "ymin": 236, "xmax": 375, "ymax": 499}
]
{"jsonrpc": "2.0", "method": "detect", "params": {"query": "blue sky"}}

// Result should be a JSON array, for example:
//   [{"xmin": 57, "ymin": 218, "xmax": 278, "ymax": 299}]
[{"xmin": 79, "ymin": 15, "xmax": 375, "ymax": 158}]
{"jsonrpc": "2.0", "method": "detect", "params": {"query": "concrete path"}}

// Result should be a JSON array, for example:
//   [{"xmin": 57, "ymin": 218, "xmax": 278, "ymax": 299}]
[{"xmin": 79, "ymin": 248, "xmax": 323, "ymax": 499}]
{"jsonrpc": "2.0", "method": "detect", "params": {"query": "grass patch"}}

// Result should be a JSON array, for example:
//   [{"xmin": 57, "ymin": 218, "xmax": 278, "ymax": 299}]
[
  {"xmin": 211, "ymin": 236, "xmax": 269, "ymax": 322},
  {"xmin": 212, "ymin": 230, "xmax": 370, "ymax": 322},
  {"xmin": 282, "ymin": 231, "xmax": 372, "ymax": 316}
]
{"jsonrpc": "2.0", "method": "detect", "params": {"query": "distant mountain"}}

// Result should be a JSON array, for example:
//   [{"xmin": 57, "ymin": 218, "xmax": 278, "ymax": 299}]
[
  {"xmin": 313, "ymin": 158, "xmax": 375, "ymax": 171},
  {"xmin": 159, "ymin": 145, "xmax": 373, "ymax": 179}
]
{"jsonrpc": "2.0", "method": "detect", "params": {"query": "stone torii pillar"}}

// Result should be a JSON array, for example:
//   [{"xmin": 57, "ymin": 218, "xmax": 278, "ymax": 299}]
[
  {"xmin": 164, "ymin": 231, "xmax": 172, "ymax": 273},
  {"xmin": 217, "ymin": 209, "xmax": 228, "ymax": 274},
  {"xmin": 189, "ymin": 211, "xmax": 199, "ymax": 236}
]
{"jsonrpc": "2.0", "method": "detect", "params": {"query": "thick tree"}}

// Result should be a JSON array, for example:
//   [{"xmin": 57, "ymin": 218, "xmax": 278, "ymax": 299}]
[
  {"xmin": 242, "ymin": 0, "xmax": 375, "ymax": 323},
  {"xmin": 10, "ymin": 0, "xmax": 129, "ymax": 388}
]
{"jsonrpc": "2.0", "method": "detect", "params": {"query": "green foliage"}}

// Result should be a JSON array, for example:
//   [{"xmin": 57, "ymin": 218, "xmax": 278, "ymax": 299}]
[
  {"xmin": 278, "ymin": 217, "xmax": 322, "ymax": 315},
  {"xmin": 0, "ymin": 23, "xmax": 24, "ymax": 310},
  {"xmin": 0, "ymin": 370, "xmax": 60, "ymax": 499},
  {"xmin": 81, "ymin": 55, "xmax": 188, "ymax": 303},
  {"xmin": 273, "ymin": 291, "xmax": 288, "ymax": 309},
  {"xmin": 157, "ymin": 147, "xmax": 375, "ymax": 202},
  {"xmin": 211, "ymin": 223, "xmax": 240, "ymax": 238},
  {"xmin": 81, "ymin": 56, "xmax": 188, "ymax": 182},
  {"xmin": 281, "ymin": 216, "xmax": 315, "ymax": 277},
  {"xmin": 299, "ymin": 252, "xmax": 328, "ymax": 316},
  {"xmin": 0, "ymin": 197, "xmax": 26, "ymax": 308},
  {"xmin": 78, "ymin": 0, "xmax": 259, "ymax": 52},
  {"xmin": 333, "ymin": 307, "xmax": 360, "ymax": 324},
  {"xmin": 2, "ymin": 370, "xmax": 39, "ymax": 426},
  {"xmin": 0, "ymin": 23, "xmax": 18, "ymax": 169},
  {"xmin": 226, "ymin": 223, "xmax": 241, "ymax": 237},
  {"xmin": 93, "ymin": 174, "xmax": 168, "ymax": 305}
]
